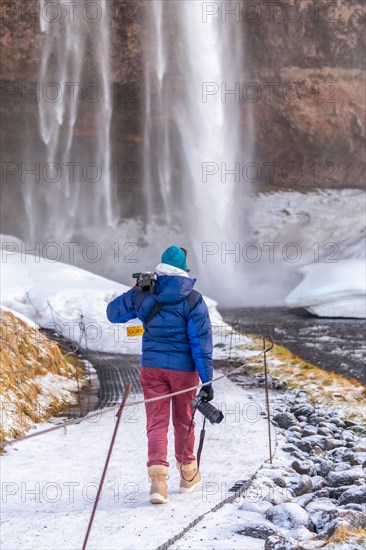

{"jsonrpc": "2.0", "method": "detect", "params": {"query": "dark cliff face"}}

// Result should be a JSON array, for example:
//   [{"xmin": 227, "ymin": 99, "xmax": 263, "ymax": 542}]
[{"xmin": 0, "ymin": 0, "xmax": 364, "ymax": 236}]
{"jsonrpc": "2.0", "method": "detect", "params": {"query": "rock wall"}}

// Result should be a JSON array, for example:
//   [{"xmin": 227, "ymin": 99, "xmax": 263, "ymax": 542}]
[{"xmin": 0, "ymin": 0, "xmax": 364, "ymax": 236}]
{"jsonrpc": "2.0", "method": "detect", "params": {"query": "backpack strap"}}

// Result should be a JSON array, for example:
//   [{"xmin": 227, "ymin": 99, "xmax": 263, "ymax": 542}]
[
  {"xmin": 134, "ymin": 288, "xmax": 149, "ymax": 311},
  {"xmin": 187, "ymin": 289, "xmax": 200, "ymax": 312},
  {"xmin": 135, "ymin": 287, "xmax": 200, "ymax": 329}
]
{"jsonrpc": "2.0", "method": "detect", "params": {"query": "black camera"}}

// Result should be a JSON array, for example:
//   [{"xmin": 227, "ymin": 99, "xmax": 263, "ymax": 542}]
[
  {"xmin": 133, "ymin": 272, "xmax": 157, "ymax": 294},
  {"xmin": 191, "ymin": 389, "xmax": 224, "ymax": 425}
]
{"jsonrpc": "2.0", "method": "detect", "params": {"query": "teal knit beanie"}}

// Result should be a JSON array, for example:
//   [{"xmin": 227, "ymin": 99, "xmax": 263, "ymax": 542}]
[{"xmin": 161, "ymin": 246, "xmax": 188, "ymax": 271}]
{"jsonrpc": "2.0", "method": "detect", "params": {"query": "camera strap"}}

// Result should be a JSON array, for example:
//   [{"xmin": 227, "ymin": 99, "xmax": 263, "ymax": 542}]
[{"xmin": 180, "ymin": 407, "xmax": 206, "ymax": 483}]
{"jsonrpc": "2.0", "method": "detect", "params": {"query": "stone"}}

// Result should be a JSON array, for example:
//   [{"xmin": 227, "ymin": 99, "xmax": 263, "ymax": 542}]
[
  {"xmin": 288, "ymin": 426, "xmax": 303, "ymax": 434},
  {"xmin": 236, "ymin": 520, "xmax": 283, "ymax": 540},
  {"xmin": 265, "ymin": 535, "xmax": 299, "ymax": 550},
  {"xmin": 260, "ymin": 468, "xmax": 288, "ymax": 489},
  {"xmin": 343, "ymin": 450, "xmax": 366, "ymax": 466},
  {"xmin": 297, "ymin": 435, "xmax": 328, "ymax": 452},
  {"xmin": 282, "ymin": 444, "xmax": 298, "ymax": 454},
  {"xmin": 343, "ymin": 503, "xmax": 366, "ymax": 512},
  {"xmin": 316, "ymin": 509, "xmax": 366, "ymax": 537},
  {"xmin": 286, "ymin": 475, "xmax": 313, "ymax": 497},
  {"xmin": 291, "ymin": 460, "xmax": 316, "ymax": 476},
  {"xmin": 265, "ymin": 502, "xmax": 314, "ymax": 531},
  {"xmin": 329, "ymin": 418, "xmax": 346, "ymax": 429},
  {"xmin": 327, "ymin": 467, "xmax": 365, "ymax": 487},
  {"xmin": 315, "ymin": 460, "xmax": 333, "ymax": 478},
  {"xmin": 323, "ymin": 439, "xmax": 346, "ymax": 451},
  {"xmin": 338, "ymin": 485, "xmax": 366, "ymax": 505},
  {"xmin": 311, "ymin": 476, "xmax": 327, "ymax": 491},
  {"xmin": 336, "ymin": 509, "xmax": 366, "ymax": 528},
  {"xmin": 273, "ymin": 412, "xmax": 299, "ymax": 430},
  {"xmin": 334, "ymin": 462, "xmax": 352, "ymax": 472},
  {"xmin": 308, "ymin": 415, "xmax": 325, "ymax": 426},
  {"xmin": 302, "ymin": 425, "xmax": 318, "ymax": 437},
  {"xmin": 293, "ymin": 404, "xmax": 315, "ymax": 418},
  {"xmin": 318, "ymin": 427, "xmax": 333, "ymax": 437}
]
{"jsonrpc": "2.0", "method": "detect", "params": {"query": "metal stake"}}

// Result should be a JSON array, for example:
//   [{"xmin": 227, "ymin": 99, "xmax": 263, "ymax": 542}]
[
  {"xmin": 263, "ymin": 335, "xmax": 274, "ymax": 463},
  {"xmin": 82, "ymin": 383, "xmax": 132, "ymax": 550}
]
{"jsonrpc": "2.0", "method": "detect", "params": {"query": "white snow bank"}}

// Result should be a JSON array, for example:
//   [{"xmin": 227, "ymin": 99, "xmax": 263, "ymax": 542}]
[
  {"xmin": 1, "ymin": 250, "xmax": 236, "ymax": 354},
  {"xmin": 285, "ymin": 260, "xmax": 366, "ymax": 318}
]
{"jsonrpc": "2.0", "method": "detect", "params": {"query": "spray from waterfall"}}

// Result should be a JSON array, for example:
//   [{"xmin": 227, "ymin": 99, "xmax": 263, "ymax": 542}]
[
  {"xmin": 143, "ymin": 1, "xmax": 254, "ymax": 300},
  {"xmin": 25, "ymin": 0, "xmax": 115, "ymax": 242}
]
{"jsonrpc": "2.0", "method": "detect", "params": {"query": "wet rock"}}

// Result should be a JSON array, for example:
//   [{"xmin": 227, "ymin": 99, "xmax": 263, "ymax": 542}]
[
  {"xmin": 334, "ymin": 462, "xmax": 352, "ymax": 472},
  {"xmin": 343, "ymin": 450, "xmax": 366, "ymax": 466},
  {"xmin": 311, "ymin": 476, "xmax": 327, "ymax": 491},
  {"xmin": 329, "ymin": 418, "xmax": 346, "ymax": 429},
  {"xmin": 318, "ymin": 427, "xmax": 333, "ymax": 437},
  {"xmin": 265, "ymin": 535, "xmax": 300, "ymax": 550},
  {"xmin": 336, "ymin": 509, "xmax": 366, "ymax": 528},
  {"xmin": 265, "ymin": 502, "xmax": 314, "ymax": 531},
  {"xmin": 353, "ymin": 443, "xmax": 366, "ymax": 453},
  {"xmin": 288, "ymin": 426, "xmax": 303, "ymax": 435},
  {"xmin": 273, "ymin": 412, "xmax": 299, "ymax": 430},
  {"xmin": 292, "ymin": 451, "xmax": 307, "ymax": 461},
  {"xmin": 297, "ymin": 440, "xmax": 312, "ymax": 453},
  {"xmin": 282, "ymin": 444, "xmax": 298, "ymax": 454},
  {"xmin": 323, "ymin": 438, "xmax": 345, "ymax": 451},
  {"xmin": 327, "ymin": 485, "xmax": 358, "ymax": 499},
  {"xmin": 343, "ymin": 503, "xmax": 366, "ymax": 512},
  {"xmin": 305, "ymin": 500, "xmax": 337, "ymax": 532},
  {"xmin": 291, "ymin": 460, "xmax": 316, "ymax": 476},
  {"xmin": 319, "ymin": 518, "xmax": 349, "ymax": 537},
  {"xmin": 297, "ymin": 435, "xmax": 330, "ymax": 452},
  {"xmin": 236, "ymin": 520, "xmax": 283, "ymax": 540},
  {"xmin": 327, "ymin": 467, "xmax": 365, "ymax": 487},
  {"xmin": 286, "ymin": 475, "xmax": 313, "ymax": 497},
  {"xmin": 316, "ymin": 509, "xmax": 366, "ymax": 537},
  {"xmin": 338, "ymin": 485, "xmax": 366, "ymax": 505},
  {"xmin": 314, "ymin": 489, "xmax": 329, "ymax": 498},
  {"xmin": 315, "ymin": 460, "xmax": 333, "ymax": 478},
  {"xmin": 302, "ymin": 425, "xmax": 318, "ymax": 438},
  {"xmin": 260, "ymin": 468, "xmax": 287, "ymax": 489},
  {"xmin": 292, "ymin": 405, "xmax": 315, "ymax": 418},
  {"xmin": 308, "ymin": 415, "xmax": 325, "ymax": 426}
]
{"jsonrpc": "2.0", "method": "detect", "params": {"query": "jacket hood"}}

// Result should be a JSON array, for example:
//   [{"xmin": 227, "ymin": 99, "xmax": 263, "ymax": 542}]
[{"xmin": 154, "ymin": 267, "xmax": 196, "ymax": 305}]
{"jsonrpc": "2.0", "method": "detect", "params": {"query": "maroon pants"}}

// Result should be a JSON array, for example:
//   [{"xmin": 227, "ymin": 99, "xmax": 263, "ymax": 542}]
[{"xmin": 140, "ymin": 366, "xmax": 199, "ymax": 467}]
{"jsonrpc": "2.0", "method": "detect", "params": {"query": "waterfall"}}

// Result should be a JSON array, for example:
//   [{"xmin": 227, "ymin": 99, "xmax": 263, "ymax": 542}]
[
  {"xmin": 143, "ymin": 1, "xmax": 254, "ymax": 297},
  {"xmin": 25, "ymin": 0, "xmax": 115, "ymax": 242}
]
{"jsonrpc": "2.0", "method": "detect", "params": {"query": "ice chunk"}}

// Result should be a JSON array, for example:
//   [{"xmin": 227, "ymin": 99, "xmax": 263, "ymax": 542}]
[{"xmin": 285, "ymin": 260, "xmax": 366, "ymax": 318}]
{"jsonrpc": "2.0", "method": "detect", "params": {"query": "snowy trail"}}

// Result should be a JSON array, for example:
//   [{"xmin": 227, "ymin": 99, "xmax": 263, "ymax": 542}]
[{"xmin": 1, "ymin": 376, "xmax": 270, "ymax": 549}]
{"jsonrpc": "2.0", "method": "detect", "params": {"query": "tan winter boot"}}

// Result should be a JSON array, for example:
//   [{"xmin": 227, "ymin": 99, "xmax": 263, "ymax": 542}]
[
  {"xmin": 148, "ymin": 465, "xmax": 169, "ymax": 504},
  {"xmin": 176, "ymin": 461, "xmax": 202, "ymax": 493}
]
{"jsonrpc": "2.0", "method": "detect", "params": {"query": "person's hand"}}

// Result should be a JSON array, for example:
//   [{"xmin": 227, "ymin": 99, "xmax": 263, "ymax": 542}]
[{"xmin": 198, "ymin": 384, "xmax": 214, "ymax": 402}]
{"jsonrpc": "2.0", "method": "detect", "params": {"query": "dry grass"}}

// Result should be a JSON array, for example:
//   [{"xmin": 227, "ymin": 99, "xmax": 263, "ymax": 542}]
[
  {"xmin": 329, "ymin": 526, "xmax": 366, "ymax": 544},
  {"xmin": 244, "ymin": 337, "xmax": 366, "ymax": 423},
  {"xmin": 0, "ymin": 309, "xmax": 83, "ymax": 444}
]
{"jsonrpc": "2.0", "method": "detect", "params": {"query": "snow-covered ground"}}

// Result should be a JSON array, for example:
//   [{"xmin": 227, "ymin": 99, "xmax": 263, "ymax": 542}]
[
  {"xmin": 285, "ymin": 260, "xmax": 366, "ymax": 318},
  {"xmin": 1, "ymin": 248, "xmax": 248, "ymax": 357},
  {"xmin": 1, "ymin": 377, "xmax": 271, "ymax": 550}
]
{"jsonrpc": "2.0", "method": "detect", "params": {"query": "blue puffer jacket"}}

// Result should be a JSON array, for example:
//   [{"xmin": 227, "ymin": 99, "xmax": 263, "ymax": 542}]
[{"xmin": 106, "ymin": 275, "xmax": 213, "ymax": 384}]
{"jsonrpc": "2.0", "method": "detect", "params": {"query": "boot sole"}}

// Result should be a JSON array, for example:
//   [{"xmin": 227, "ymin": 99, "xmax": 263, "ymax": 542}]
[
  {"xmin": 179, "ymin": 480, "xmax": 202, "ymax": 494},
  {"xmin": 150, "ymin": 492, "xmax": 169, "ymax": 504}
]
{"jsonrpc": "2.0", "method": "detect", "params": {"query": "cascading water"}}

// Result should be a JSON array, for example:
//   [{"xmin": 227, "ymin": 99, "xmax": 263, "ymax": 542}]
[
  {"xmin": 143, "ymin": 1, "xmax": 254, "ymax": 298},
  {"xmin": 25, "ymin": 0, "xmax": 115, "ymax": 243}
]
